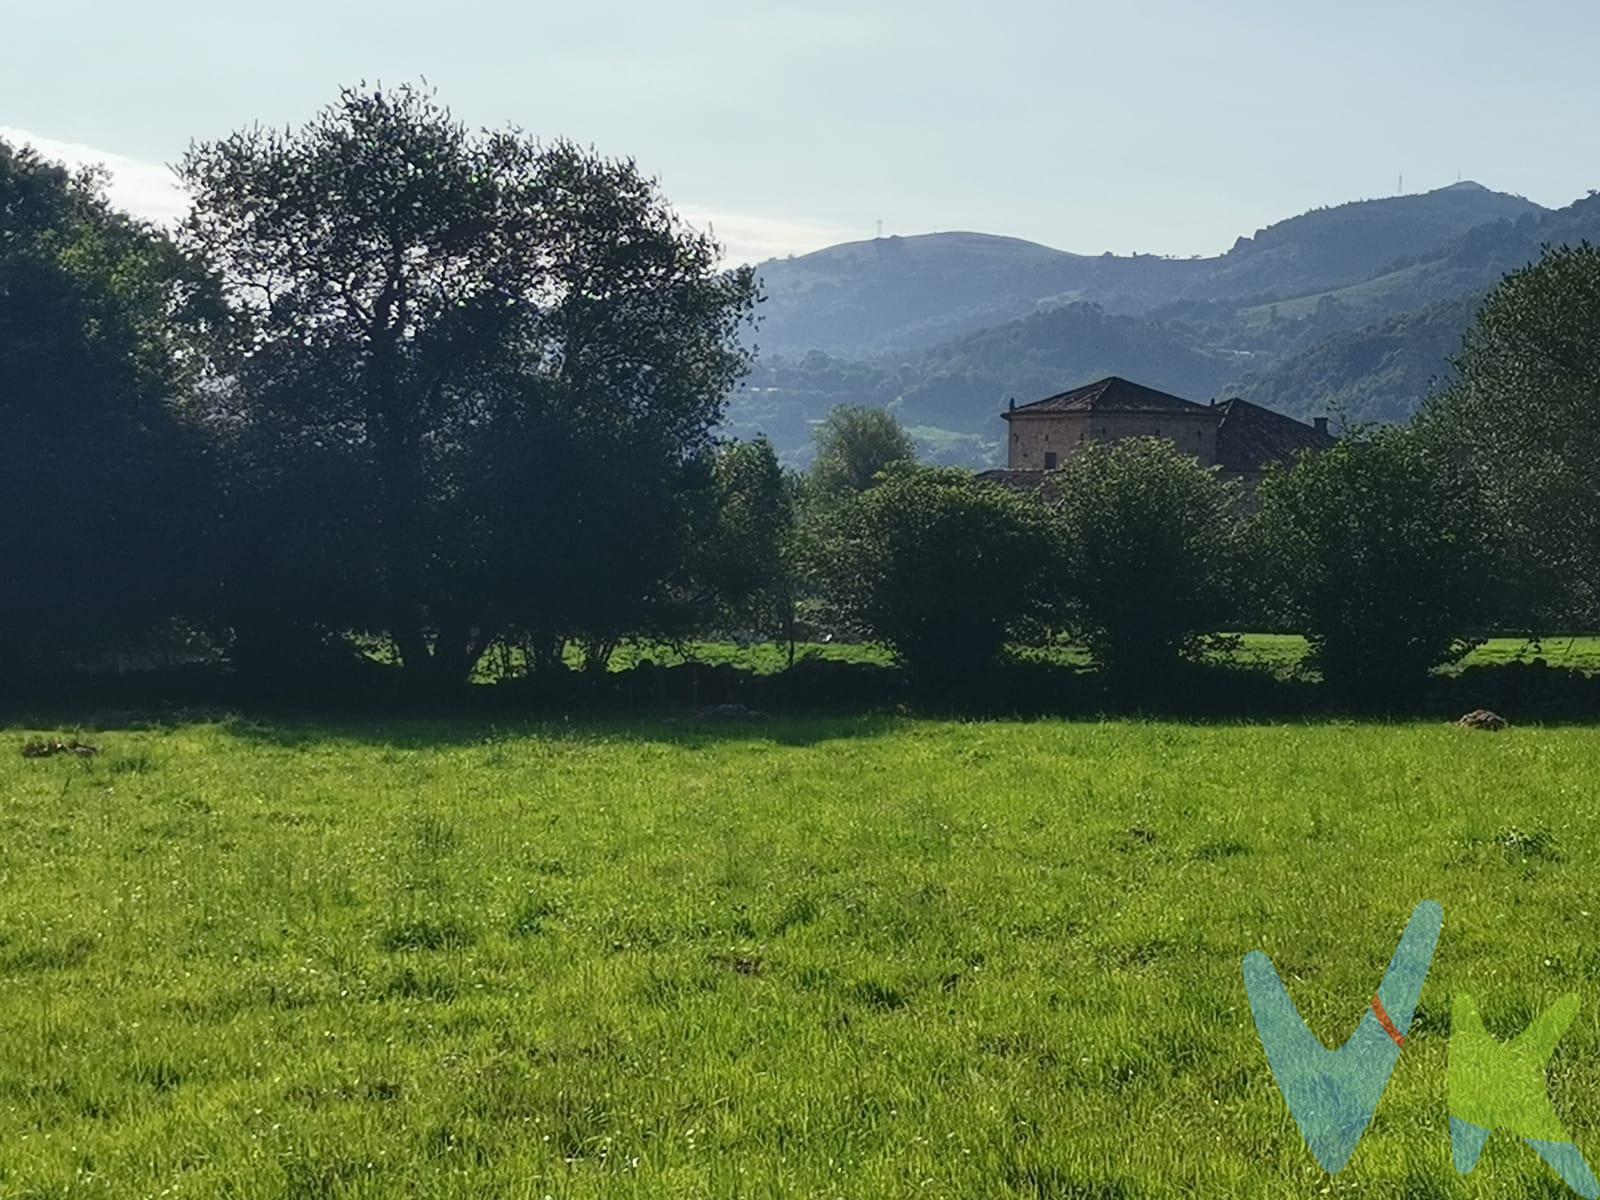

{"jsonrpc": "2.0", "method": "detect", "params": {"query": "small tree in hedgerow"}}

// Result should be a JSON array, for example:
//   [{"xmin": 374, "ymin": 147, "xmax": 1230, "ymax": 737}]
[
  {"xmin": 684, "ymin": 437, "xmax": 800, "ymax": 646},
  {"xmin": 1050, "ymin": 438, "xmax": 1240, "ymax": 679},
  {"xmin": 1251, "ymin": 426, "xmax": 1490, "ymax": 699},
  {"xmin": 818, "ymin": 465, "xmax": 1055, "ymax": 681},
  {"xmin": 808, "ymin": 405, "xmax": 917, "ymax": 502}
]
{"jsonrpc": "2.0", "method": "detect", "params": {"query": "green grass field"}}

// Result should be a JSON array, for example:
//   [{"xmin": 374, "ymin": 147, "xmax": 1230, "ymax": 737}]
[{"xmin": 4, "ymin": 715, "xmax": 1600, "ymax": 1197}]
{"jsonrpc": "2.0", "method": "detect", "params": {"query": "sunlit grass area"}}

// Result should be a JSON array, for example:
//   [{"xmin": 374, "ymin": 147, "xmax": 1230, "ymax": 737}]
[
  {"xmin": 1219, "ymin": 633, "xmax": 1600, "ymax": 677},
  {"xmin": 3, "ymin": 716, "xmax": 1600, "ymax": 1196},
  {"xmin": 597, "ymin": 640, "xmax": 891, "ymax": 674},
  {"xmin": 515, "ymin": 633, "xmax": 1600, "ymax": 679}
]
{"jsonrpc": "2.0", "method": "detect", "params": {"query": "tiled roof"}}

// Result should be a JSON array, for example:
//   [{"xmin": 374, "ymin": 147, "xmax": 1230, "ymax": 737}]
[
  {"xmin": 975, "ymin": 468, "xmax": 1048, "ymax": 490},
  {"xmin": 1213, "ymin": 398, "xmax": 1336, "ymax": 474},
  {"xmin": 1004, "ymin": 376, "xmax": 1209, "ymax": 417}
]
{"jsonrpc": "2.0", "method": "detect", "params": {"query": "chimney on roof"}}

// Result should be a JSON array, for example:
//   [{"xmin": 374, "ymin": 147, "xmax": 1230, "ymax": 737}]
[
  {"xmin": 1314, "ymin": 416, "xmax": 1329, "ymax": 436},
  {"xmin": 1008, "ymin": 397, "xmax": 1016, "ymax": 411}
]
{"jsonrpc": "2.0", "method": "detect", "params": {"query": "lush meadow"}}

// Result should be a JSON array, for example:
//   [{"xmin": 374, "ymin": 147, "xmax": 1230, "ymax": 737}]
[{"xmin": 2, "ymin": 716, "xmax": 1599, "ymax": 1197}]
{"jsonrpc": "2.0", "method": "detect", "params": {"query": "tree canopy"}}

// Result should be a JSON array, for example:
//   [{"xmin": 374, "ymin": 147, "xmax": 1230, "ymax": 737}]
[
  {"xmin": 0, "ymin": 138, "xmax": 213, "ymax": 671},
  {"xmin": 178, "ymin": 83, "xmax": 757, "ymax": 682},
  {"xmin": 1049, "ymin": 438, "xmax": 1240, "ymax": 678},
  {"xmin": 808, "ymin": 405, "xmax": 916, "ymax": 499},
  {"xmin": 1253, "ymin": 427, "xmax": 1490, "ymax": 696},
  {"xmin": 817, "ymin": 466, "xmax": 1055, "ymax": 680},
  {"xmin": 1421, "ymin": 243, "xmax": 1600, "ymax": 629}
]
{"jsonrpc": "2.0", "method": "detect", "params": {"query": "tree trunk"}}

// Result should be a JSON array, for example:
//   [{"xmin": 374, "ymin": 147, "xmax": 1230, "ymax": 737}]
[
  {"xmin": 581, "ymin": 637, "xmax": 617, "ymax": 673},
  {"xmin": 393, "ymin": 628, "xmax": 432, "ymax": 676},
  {"xmin": 527, "ymin": 636, "xmax": 567, "ymax": 674},
  {"xmin": 785, "ymin": 593, "xmax": 797, "ymax": 670}
]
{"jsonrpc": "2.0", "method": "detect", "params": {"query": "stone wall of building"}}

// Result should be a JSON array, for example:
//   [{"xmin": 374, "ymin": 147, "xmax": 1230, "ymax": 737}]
[{"xmin": 1007, "ymin": 411, "xmax": 1218, "ymax": 469}]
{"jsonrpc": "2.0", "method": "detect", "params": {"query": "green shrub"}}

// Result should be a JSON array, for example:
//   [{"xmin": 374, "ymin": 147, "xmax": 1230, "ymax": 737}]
[
  {"xmin": 1253, "ymin": 426, "xmax": 1489, "ymax": 697},
  {"xmin": 1050, "ymin": 438, "xmax": 1240, "ymax": 678},
  {"xmin": 817, "ymin": 466, "xmax": 1054, "ymax": 681}
]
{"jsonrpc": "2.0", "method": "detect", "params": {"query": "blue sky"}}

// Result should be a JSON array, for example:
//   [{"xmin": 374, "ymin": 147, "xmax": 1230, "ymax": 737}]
[{"xmin": 4, "ymin": 0, "xmax": 1598, "ymax": 262}]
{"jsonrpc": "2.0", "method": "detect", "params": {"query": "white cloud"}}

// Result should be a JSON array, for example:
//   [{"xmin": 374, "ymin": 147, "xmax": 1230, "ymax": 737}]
[
  {"xmin": 0, "ymin": 128, "xmax": 850, "ymax": 263},
  {"xmin": 0, "ymin": 127, "xmax": 189, "ymax": 227},
  {"xmin": 678, "ymin": 208, "xmax": 855, "ymax": 266}
]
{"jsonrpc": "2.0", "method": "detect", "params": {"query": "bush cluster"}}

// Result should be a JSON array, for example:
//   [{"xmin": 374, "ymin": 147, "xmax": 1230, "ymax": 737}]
[{"xmin": 811, "ymin": 429, "xmax": 1499, "ymax": 699}]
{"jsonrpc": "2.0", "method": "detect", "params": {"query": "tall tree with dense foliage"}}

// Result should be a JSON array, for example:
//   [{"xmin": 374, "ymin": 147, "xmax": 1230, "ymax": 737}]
[
  {"xmin": 687, "ymin": 438, "xmax": 799, "ymax": 639},
  {"xmin": 1420, "ymin": 243, "xmax": 1600, "ymax": 629},
  {"xmin": 1253, "ymin": 427, "xmax": 1490, "ymax": 697},
  {"xmin": 179, "ymin": 84, "xmax": 755, "ymax": 682},
  {"xmin": 1050, "ymin": 438, "xmax": 1240, "ymax": 678},
  {"xmin": 818, "ymin": 466, "xmax": 1054, "ymax": 680},
  {"xmin": 808, "ymin": 405, "xmax": 916, "ymax": 499},
  {"xmin": 0, "ymin": 138, "xmax": 213, "ymax": 672}
]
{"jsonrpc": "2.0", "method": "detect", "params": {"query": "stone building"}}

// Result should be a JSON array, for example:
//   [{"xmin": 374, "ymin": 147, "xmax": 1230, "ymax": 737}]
[{"xmin": 983, "ymin": 375, "xmax": 1333, "ymax": 486}]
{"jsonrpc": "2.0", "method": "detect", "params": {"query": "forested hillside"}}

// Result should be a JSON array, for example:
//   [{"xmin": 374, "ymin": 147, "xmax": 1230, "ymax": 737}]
[
  {"xmin": 1230, "ymin": 295, "xmax": 1479, "ymax": 426},
  {"xmin": 726, "ymin": 303, "xmax": 1236, "ymax": 465},
  {"xmin": 736, "ymin": 183, "xmax": 1600, "ymax": 466}
]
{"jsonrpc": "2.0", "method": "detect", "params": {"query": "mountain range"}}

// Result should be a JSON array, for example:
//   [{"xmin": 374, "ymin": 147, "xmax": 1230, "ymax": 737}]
[{"xmin": 725, "ymin": 181, "xmax": 1600, "ymax": 466}]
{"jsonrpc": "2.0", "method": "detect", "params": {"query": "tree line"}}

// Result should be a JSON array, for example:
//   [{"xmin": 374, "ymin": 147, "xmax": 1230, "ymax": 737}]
[
  {"xmin": 3, "ymin": 83, "xmax": 1598, "ymax": 701},
  {"xmin": 804, "ymin": 417, "xmax": 1487, "ymax": 698}
]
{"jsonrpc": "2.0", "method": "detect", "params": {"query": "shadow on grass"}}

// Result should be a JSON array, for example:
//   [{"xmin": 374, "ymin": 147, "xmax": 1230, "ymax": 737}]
[
  {"xmin": 6, "ymin": 657, "xmax": 1600, "ymax": 747},
  {"xmin": 220, "ymin": 712, "xmax": 916, "ymax": 752}
]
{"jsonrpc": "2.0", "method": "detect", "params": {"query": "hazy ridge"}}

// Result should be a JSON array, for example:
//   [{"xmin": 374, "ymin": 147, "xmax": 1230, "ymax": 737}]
[{"xmin": 730, "ymin": 182, "xmax": 1600, "ymax": 466}]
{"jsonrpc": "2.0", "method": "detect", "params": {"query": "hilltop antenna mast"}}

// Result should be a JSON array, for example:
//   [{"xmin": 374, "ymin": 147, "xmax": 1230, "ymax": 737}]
[{"xmin": 876, "ymin": 218, "xmax": 883, "ymax": 239}]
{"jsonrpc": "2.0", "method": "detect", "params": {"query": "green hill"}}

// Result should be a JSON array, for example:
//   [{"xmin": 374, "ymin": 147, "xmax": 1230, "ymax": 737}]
[
  {"xmin": 749, "ymin": 232, "xmax": 1202, "ymax": 358},
  {"xmin": 1198, "ymin": 181, "xmax": 1541, "ymax": 304},
  {"xmin": 752, "ymin": 183, "xmax": 1544, "ymax": 358},
  {"xmin": 1236, "ymin": 191, "xmax": 1600, "ymax": 329}
]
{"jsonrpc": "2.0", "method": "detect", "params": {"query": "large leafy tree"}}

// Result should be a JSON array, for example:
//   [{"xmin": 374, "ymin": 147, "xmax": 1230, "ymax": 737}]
[
  {"xmin": 1050, "ymin": 438, "xmax": 1239, "ymax": 678},
  {"xmin": 818, "ymin": 465, "xmax": 1055, "ymax": 680},
  {"xmin": 1420, "ymin": 243, "xmax": 1600, "ymax": 629},
  {"xmin": 0, "ymin": 138, "xmax": 213, "ymax": 671},
  {"xmin": 179, "ymin": 84, "xmax": 756, "ymax": 682},
  {"xmin": 1252, "ymin": 427, "xmax": 1491, "ymax": 697}
]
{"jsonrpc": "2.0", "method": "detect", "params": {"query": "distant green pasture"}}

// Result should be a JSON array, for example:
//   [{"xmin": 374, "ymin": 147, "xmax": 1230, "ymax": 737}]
[{"xmin": 538, "ymin": 633, "xmax": 1600, "ymax": 679}]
